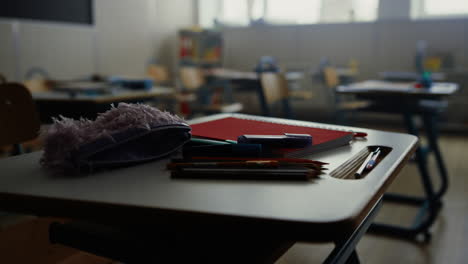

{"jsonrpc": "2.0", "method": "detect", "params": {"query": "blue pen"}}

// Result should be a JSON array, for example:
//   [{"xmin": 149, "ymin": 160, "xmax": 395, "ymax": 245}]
[{"xmin": 366, "ymin": 148, "xmax": 381, "ymax": 170}]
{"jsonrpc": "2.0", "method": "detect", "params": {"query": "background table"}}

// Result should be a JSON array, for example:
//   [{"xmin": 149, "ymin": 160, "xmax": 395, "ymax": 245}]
[
  {"xmin": 337, "ymin": 81, "xmax": 458, "ymax": 241},
  {"xmin": 32, "ymin": 86, "xmax": 174, "ymax": 122}
]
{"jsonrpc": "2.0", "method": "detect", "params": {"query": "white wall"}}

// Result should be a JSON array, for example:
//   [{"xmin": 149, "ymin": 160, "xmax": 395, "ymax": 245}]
[
  {"xmin": 153, "ymin": 0, "xmax": 198, "ymax": 75},
  {"xmin": 378, "ymin": 0, "xmax": 411, "ymax": 20},
  {"xmin": 220, "ymin": 0, "xmax": 467, "ymax": 79},
  {"xmin": 0, "ymin": 0, "xmax": 196, "ymax": 82},
  {"xmin": 0, "ymin": 23, "xmax": 16, "ymax": 80},
  {"xmin": 17, "ymin": 22, "xmax": 95, "ymax": 80},
  {"xmin": 222, "ymin": 18, "xmax": 468, "ymax": 79}
]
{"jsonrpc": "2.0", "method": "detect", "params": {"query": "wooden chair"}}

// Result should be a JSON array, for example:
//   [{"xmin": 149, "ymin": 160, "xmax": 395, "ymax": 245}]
[
  {"xmin": 0, "ymin": 83, "xmax": 41, "ymax": 155},
  {"xmin": 0, "ymin": 82, "xmax": 43, "ymax": 247},
  {"xmin": 180, "ymin": 66, "xmax": 206, "ymax": 92},
  {"xmin": 23, "ymin": 79, "xmax": 52, "ymax": 93},
  {"xmin": 323, "ymin": 67, "xmax": 370, "ymax": 124},
  {"xmin": 147, "ymin": 64, "xmax": 171, "ymax": 85},
  {"xmin": 23, "ymin": 66, "xmax": 52, "ymax": 93},
  {"xmin": 0, "ymin": 83, "xmax": 114, "ymax": 263},
  {"xmin": 178, "ymin": 67, "xmax": 242, "ymax": 117},
  {"xmin": 259, "ymin": 72, "xmax": 293, "ymax": 118}
]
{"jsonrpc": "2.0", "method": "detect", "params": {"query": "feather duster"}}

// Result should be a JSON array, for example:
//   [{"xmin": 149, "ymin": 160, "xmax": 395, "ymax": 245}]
[{"xmin": 40, "ymin": 103, "xmax": 190, "ymax": 173}]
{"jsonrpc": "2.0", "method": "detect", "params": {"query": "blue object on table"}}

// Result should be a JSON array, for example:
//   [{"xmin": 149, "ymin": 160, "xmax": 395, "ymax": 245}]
[
  {"xmin": 420, "ymin": 72, "xmax": 433, "ymax": 88},
  {"xmin": 254, "ymin": 56, "xmax": 280, "ymax": 73},
  {"xmin": 109, "ymin": 76, "xmax": 153, "ymax": 90}
]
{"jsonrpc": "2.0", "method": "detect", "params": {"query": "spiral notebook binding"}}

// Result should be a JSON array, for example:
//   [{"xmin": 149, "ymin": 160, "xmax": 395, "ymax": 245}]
[{"xmin": 232, "ymin": 114, "xmax": 358, "ymax": 134}]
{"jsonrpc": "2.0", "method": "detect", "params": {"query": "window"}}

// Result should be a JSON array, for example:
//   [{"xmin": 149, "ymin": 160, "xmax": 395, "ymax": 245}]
[
  {"xmin": 250, "ymin": 0, "xmax": 265, "ymax": 21},
  {"xmin": 199, "ymin": 0, "xmax": 249, "ymax": 27},
  {"xmin": 353, "ymin": 0, "xmax": 379, "ymax": 22},
  {"xmin": 265, "ymin": 0, "xmax": 321, "ymax": 24},
  {"xmin": 198, "ymin": 0, "xmax": 379, "ymax": 28},
  {"xmin": 220, "ymin": 0, "xmax": 249, "ymax": 25},
  {"xmin": 413, "ymin": 0, "xmax": 468, "ymax": 18}
]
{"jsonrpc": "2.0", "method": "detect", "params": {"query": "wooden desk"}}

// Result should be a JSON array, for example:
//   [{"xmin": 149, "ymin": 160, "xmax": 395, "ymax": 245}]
[
  {"xmin": 337, "ymin": 81, "xmax": 458, "ymax": 241},
  {"xmin": 0, "ymin": 113, "xmax": 417, "ymax": 262},
  {"xmin": 32, "ymin": 86, "xmax": 174, "ymax": 122}
]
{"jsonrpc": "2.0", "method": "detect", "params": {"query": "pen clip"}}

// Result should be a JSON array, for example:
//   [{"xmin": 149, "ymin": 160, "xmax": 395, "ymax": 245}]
[{"xmin": 365, "ymin": 148, "xmax": 381, "ymax": 170}]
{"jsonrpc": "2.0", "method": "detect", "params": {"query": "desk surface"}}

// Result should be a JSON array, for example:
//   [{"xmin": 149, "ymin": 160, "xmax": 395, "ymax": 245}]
[
  {"xmin": 337, "ymin": 80, "xmax": 458, "ymax": 98},
  {"xmin": 0, "ymin": 114, "xmax": 417, "ymax": 241},
  {"xmin": 207, "ymin": 68, "xmax": 304, "ymax": 81},
  {"xmin": 32, "ymin": 86, "xmax": 174, "ymax": 104}
]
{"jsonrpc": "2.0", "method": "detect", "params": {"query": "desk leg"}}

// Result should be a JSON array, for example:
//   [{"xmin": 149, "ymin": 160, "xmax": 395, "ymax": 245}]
[
  {"xmin": 324, "ymin": 198, "xmax": 382, "ymax": 264},
  {"xmin": 369, "ymin": 112, "xmax": 446, "ymax": 241},
  {"xmin": 422, "ymin": 113, "xmax": 449, "ymax": 199}
]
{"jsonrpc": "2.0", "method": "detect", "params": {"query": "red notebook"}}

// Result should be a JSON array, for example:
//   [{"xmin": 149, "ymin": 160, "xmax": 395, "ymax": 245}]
[{"xmin": 190, "ymin": 116, "xmax": 355, "ymax": 157}]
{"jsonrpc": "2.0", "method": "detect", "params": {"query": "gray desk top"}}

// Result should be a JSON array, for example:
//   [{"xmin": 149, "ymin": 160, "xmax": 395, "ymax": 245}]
[
  {"xmin": 207, "ymin": 68, "xmax": 304, "ymax": 81},
  {"xmin": 337, "ymin": 80, "xmax": 458, "ymax": 98},
  {"xmin": 0, "ymin": 114, "xmax": 417, "ymax": 241},
  {"xmin": 32, "ymin": 86, "xmax": 174, "ymax": 103}
]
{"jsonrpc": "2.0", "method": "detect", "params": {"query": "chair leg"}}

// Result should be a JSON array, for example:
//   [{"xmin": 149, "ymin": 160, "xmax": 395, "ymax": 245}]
[{"xmin": 421, "ymin": 113, "xmax": 449, "ymax": 199}]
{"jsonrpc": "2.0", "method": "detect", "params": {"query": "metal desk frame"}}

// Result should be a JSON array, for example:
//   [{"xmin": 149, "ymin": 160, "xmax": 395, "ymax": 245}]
[{"xmin": 337, "ymin": 82, "xmax": 458, "ymax": 242}]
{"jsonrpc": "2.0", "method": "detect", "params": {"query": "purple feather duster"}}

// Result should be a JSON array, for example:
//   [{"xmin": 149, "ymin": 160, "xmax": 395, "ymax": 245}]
[{"xmin": 40, "ymin": 103, "xmax": 188, "ymax": 173}]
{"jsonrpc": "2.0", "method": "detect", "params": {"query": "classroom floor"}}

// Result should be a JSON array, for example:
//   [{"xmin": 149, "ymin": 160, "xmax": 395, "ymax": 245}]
[{"xmin": 277, "ymin": 133, "xmax": 468, "ymax": 264}]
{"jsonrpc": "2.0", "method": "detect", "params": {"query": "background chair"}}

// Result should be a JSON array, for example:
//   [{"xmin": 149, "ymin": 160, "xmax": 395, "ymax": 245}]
[
  {"xmin": 23, "ymin": 67, "xmax": 52, "ymax": 93},
  {"xmin": 259, "ymin": 72, "xmax": 293, "ymax": 118},
  {"xmin": 0, "ymin": 83, "xmax": 41, "ymax": 155},
  {"xmin": 147, "ymin": 64, "xmax": 171, "ymax": 86},
  {"xmin": 178, "ymin": 66, "xmax": 242, "ymax": 117},
  {"xmin": 0, "ymin": 82, "xmax": 43, "ymax": 253},
  {"xmin": 322, "ymin": 67, "xmax": 370, "ymax": 124}
]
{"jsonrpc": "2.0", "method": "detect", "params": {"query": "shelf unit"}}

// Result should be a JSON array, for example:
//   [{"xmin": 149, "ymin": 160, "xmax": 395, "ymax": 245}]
[{"xmin": 179, "ymin": 29, "xmax": 222, "ymax": 68}]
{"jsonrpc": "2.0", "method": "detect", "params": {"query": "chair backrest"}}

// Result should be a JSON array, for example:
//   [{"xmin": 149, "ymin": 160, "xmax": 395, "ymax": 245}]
[
  {"xmin": 147, "ymin": 64, "xmax": 170, "ymax": 84},
  {"xmin": 23, "ymin": 66, "xmax": 52, "ymax": 93},
  {"xmin": 23, "ymin": 79, "xmax": 52, "ymax": 92},
  {"xmin": 323, "ymin": 67, "xmax": 340, "ymax": 88},
  {"xmin": 260, "ymin": 72, "xmax": 289, "ymax": 105},
  {"xmin": 260, "ymin": 72, "xmax": 293, "ymax": 118},
  {"xmin": 179, "ymin": 67, "xmax": 205, "ymax": 91},
  {"xmin": 0, "ymin": 73, "xmax": 6, "ymax": 84},
  {"xmin": 0, "ymin": 83, "xmax": 41, "ymax": 146}
]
